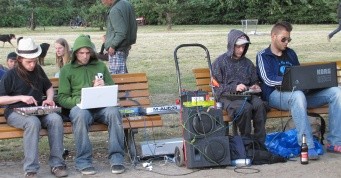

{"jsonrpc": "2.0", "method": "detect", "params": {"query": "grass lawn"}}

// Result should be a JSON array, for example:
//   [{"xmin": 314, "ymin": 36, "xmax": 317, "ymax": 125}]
[{"xmin": 0, "ymin": 24, "xmax": 340, "ymax": 161}]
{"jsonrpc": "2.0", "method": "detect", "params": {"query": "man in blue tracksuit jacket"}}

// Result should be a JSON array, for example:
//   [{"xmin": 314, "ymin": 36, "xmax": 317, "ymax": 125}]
[{"xmin": 256, "ymin": 21, "xmax": 341, "ymax": 160}]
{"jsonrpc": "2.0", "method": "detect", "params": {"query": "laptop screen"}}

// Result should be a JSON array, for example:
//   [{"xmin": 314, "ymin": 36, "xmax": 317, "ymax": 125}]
[
  {"xmin": 280, "ymin": 62, "xmax": 337, "ymax": 91},
  {"xmin": 77, "ymin": 85, "xmax": 118, "ymax": 109}
]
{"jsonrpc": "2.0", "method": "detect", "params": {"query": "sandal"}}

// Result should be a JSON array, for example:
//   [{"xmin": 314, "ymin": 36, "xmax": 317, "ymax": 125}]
[{"xmin": 326, "ymin": 144, "xmax": 341, "ymax": 153}]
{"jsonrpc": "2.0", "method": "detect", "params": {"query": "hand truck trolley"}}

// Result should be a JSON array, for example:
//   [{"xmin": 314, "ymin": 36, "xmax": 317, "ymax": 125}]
[{"xmin": 173, "ymin": 44, "xmax": 231, "ymax": 169}]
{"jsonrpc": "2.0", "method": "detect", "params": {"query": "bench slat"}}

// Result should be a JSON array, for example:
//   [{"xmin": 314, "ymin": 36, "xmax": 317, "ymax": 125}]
[
  {"xmin": 118, "ymin": 83, "xmax": 148, "ymax": 91},
  {"xmin": 0, "ymin": 115, "xmax": 162, "ymax": 139},
  {"xmin": 118, "ymin": 90, "xmax": 150, "ymax": 98},
  {"xmin": 119, "ymin": 98, "xmax": 151, "ymax": 107},
  {"xmin": 112, "ymin": 73, "xmax": 147, "ymax": 83},
  {"xmin": 50, "ymin": 78, "xmax": 59, "ymax": 88},
  {"xmin": 196, "ymin": 78, "xmax": 211, "ymax": 86},
  {"xmin": 0, "ymin": 117, "xmax": 5, "ymax": 124},
  {"xmin": 193, "ymin": 68, "xmax": 211, "ymax": 79}
]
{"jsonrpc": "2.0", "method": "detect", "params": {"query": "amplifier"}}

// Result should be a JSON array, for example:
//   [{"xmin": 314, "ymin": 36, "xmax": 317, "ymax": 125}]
[
  {"xmin": 143, "ymin": 105, "xmax": 180, "ymax": 115},
  {"xmin": 140, "ymin": 138, "xmax": 183, "ymax": 158}
]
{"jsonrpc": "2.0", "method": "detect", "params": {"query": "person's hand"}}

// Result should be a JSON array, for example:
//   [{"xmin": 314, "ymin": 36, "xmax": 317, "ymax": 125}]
[
  {"xmin": 236, "ymin": 84, "xmax": 247, "ymax": 92},
  {"xmin": 108, "ymin": 47, "xmax": 115, "ymax": 56},
  {"xmin": 21, "ymin": 96, "xmax": 38, "ymax": 106},
  {"xmin": 93, "ymin": 79, "xmax": 105, "ymax": 87},
  {"xmin": 42, "ymin": 99, "xmax": 55, "ymax": 106},
  {"xmin": 249, "ymin": 84, "xmax": 262, "ymax": 92},
  {"xmin": 249, "ymin": 84, "xmax": 260, "ymax": 90}
]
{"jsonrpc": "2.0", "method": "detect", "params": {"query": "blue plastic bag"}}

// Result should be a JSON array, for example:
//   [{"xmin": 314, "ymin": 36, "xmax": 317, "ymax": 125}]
[{"xmin": 265, "ymin": 129, "xmax": 324, "ymax": 158}]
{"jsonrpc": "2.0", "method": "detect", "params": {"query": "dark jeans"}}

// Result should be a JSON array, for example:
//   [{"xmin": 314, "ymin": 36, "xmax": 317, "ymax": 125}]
[
  {"xmin": 328, "ymin": 19, "xmax": 341, "ymax": 39},
  {"xmin": 220, "ymin": 96, "xmax": 267, "ymax": 143}
]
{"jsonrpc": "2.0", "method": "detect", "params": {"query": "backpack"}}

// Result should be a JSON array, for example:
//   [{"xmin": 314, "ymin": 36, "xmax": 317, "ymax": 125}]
[
  {"xmin": 229, "ymin": 135, "xmax": 287, "ymax": 165},
  {"xmin": 284, "ymin": 112, "xmax": 326, "ymax": 144}
]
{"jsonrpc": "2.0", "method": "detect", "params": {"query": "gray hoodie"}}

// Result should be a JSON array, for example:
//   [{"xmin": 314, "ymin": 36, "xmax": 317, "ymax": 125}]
[{"xmin": 212, "ymin": 29, "xmax": 259, "ymax": 98}]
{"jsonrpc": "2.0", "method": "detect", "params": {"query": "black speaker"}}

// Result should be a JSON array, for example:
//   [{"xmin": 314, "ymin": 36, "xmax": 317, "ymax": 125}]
[
  {"xmin": 182, "ymin": 107, "xmax": 225, "ymax": 140},
  {"xmin": 181, "ymin": 106, "xmax": 230, "ymax": 168},
  {"xmin": 184, "ymin": 136, "xmax": 231, "ymax": 168}
]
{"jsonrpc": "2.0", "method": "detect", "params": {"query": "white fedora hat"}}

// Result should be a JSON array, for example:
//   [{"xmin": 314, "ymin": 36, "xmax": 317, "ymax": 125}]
[{"xmin": 15, "ymin": 38, "xmax": 42, "ymax": 59}]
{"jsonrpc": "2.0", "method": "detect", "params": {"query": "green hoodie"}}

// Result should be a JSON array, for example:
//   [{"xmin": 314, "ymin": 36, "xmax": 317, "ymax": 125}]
[{"xmin": 58, "ymin": 34, "xmax": 114, "ymax": 109}]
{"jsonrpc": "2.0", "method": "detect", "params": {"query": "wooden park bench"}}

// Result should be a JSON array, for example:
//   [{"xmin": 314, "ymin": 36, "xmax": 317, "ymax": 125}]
[
  {"xmin": 192, "ymin": 61, "xmax": 341, "ymax": 127},
  {"xmin": 0, "ymin": 72, "xmax": 162, "ymax": 163}
]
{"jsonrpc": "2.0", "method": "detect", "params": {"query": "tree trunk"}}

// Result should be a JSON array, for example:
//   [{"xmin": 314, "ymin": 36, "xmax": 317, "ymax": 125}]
[
  {"xmin": 166, "ymin": 12, "xmax": 172, "ymax": 30},
  {"xmin": 30, "ymin": 11, "xmax": 36, "ymax": 31}
]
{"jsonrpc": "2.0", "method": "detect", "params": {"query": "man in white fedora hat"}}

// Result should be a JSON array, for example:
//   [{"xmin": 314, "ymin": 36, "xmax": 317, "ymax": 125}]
[{"xmin": 0, "ymin": 38, "xmax": 68, "ymax": 178}]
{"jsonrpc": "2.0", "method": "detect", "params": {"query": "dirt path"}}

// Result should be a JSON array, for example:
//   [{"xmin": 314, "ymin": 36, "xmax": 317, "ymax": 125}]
[{"xmin": 1, "ymin": 151, "xmax": 341, "ymax": 178}]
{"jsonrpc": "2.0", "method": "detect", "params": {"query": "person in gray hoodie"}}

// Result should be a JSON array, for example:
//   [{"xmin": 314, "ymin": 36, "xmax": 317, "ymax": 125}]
[
  {"xmin": 212, "ymin": 29, "xmax": 267, "ymax": 143},
  {"xmin": 328, "ymin": 2, "xmax": 341, "ymax": 41}
]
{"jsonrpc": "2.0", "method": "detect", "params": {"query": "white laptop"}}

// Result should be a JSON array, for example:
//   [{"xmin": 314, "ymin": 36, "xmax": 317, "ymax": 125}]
[{"xmin": 77, "ymin": 85, "xmax": 118, "ymax": 109}]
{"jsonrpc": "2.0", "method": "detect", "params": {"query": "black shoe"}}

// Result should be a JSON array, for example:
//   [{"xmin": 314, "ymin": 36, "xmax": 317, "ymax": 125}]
[
  {"xmin": 111, "ymin": 165, "xmax": 125, "ymax": 174},
  {"xmin": 80, "ymin": 167, "xmax": 96, "ymax": 175},
  {"xmin": 51, "ymin": 166, "xmax": 68, "ymax": 177},
  {"xmin": 25, "ymin": 172, "xmax": 37, "ymax": 178}
]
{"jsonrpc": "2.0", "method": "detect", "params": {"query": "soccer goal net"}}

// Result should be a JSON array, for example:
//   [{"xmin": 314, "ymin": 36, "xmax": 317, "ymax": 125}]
[{"xmin": 241, "ymin": 19, "xmax": 258, "ymax": 35}]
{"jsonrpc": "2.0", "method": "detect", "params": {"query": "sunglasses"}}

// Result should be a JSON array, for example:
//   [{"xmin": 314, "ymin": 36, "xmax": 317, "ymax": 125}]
[{"xmin": 280, "ymin": 37, "xmax": 292, "ymax": 43}]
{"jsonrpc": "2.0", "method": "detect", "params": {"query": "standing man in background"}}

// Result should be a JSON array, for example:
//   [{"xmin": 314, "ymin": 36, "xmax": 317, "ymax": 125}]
[
  {"xmin": 328, "ymin": 1, "xmax": 341, "ymax": 41},
  {"xmin": 101, "ymin": 0, "xmax": 137, "ymax": 74}
]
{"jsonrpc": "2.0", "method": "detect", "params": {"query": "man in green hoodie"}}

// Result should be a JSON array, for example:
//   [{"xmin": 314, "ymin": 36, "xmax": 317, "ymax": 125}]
[
  {"xmin": 101, "ymin": 0, "xmax": 137, "ymax": 74},
  {"xmin": 212, "ymin": 29, "xmax": 267, "ymax": 143},
  {"xmin": 58, "ymin": 35, "xmax": 125, "ymax": 175}
]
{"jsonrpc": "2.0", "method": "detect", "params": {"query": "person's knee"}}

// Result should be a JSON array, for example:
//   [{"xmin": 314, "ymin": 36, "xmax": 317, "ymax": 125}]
[
  {"xmin": 105, "ymin": 107, "xmax": 122, "ymax": 124},
  {"xmin": 26, "ymin": 116, "xmax": 41, "ymax": 130},
  {"xmin": 330, "ymin": 87, "xmax": 341, "ymax": 100},
  {"xmin": 70, "ymin": 107, "xmax": 91, "ymax": 122},
  {"xmin": 242, "ymin": 102, "xmax": 253, "ymax": 113},
  {"xmin": 45, "ymin": 113, "xmax": 63, "ymax": 126},
  {"xmin": 290, "ymin": 91, "xmax": 306, "ymax": 107},
  {"xmin": 253, "ymin": 98, "xmax": 266, "ymax": 110}
]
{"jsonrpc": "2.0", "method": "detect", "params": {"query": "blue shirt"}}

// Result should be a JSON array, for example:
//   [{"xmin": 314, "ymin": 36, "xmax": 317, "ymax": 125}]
[{"xmin": 256, "ymin": 46, "xmax": 300, "ymax": 101}]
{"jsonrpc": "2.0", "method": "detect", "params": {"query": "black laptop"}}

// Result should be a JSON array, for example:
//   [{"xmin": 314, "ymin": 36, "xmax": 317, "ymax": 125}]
[{"xmin": 280, "ymin": 62, "xmax": 338, "ymax": 91}]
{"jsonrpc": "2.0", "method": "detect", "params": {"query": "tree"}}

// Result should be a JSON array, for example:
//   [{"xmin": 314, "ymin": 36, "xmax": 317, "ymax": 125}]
[
  {"xmin": 25, "ymin": 0, "xmax": 66, "ymax": 30},
  {"xmin": 87, "ymin": 1, "xmax": 107, "ymax": 30},
  {"xmin": 132, "ymin": 0, "xmax": 180, "ymax": 30}
]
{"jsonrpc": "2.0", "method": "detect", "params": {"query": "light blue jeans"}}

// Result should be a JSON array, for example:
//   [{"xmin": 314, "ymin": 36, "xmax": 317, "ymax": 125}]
[
  {"xmin": 7, "ymin": 112, "xmax": 65, "ymax": 173},
  {"xmin": 269, "ymin": 87, "xmax": 341, "ymax": 148},
  {"xmin": 69, "ymin": 106, "xmax": 125, "ymax": 170}
]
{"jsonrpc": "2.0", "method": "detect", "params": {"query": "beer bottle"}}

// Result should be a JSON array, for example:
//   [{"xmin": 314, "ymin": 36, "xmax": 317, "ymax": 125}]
[{"xmin": 300, "ymin": 134, "xmax": 309, "ymax": 164}]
